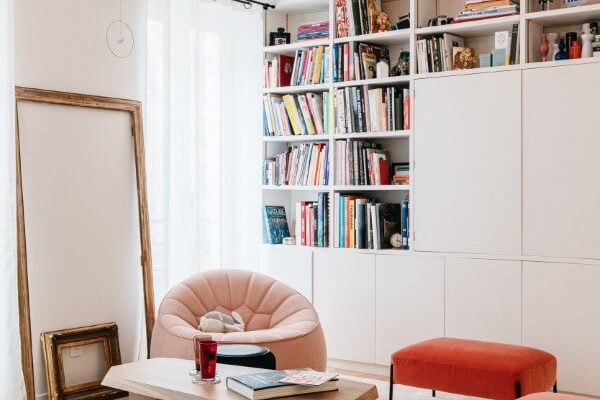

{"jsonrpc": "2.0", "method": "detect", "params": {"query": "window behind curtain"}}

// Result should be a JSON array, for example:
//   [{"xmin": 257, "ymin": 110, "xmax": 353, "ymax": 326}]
[{"xmin": 146, "ymin": 0, "xmax": 263, "ymax": 304}]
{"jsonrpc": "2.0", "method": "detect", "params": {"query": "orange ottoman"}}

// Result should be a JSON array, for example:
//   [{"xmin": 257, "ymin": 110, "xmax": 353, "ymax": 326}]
[
  {"xmin": 521, "ymin": 395, "xmax": 591, "ymax": 400},
  {"xmin": 390, "ymin": 338, "xmax": 557, "ymax": 400}
]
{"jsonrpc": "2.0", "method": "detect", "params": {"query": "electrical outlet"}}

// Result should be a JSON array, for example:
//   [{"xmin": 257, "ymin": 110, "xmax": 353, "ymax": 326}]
[{"xmin": 70, "ymin": 346, "xmax": 83, "ymax": 357}]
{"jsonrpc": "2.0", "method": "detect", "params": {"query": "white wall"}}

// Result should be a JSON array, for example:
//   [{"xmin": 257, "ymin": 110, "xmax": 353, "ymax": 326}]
[{"xmin": 14, "ymin": 1, "xmax": 147, "ymax": 399}]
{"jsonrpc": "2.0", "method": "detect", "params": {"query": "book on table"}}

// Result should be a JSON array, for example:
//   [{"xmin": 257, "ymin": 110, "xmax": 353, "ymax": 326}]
[{"xmin": 226, "ymin": 370, "xmax": 338, "ymax": 400}]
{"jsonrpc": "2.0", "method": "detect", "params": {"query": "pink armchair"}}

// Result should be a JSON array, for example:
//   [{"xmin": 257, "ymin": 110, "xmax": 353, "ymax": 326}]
[{"xmin": 150, "ymin": 269, "xmax": 327, "ymax": 371}]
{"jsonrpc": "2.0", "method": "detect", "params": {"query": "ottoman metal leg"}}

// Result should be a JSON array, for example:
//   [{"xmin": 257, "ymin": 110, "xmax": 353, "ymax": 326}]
[
  {"xmin": 553, "ymin": 382, "xmax": 558, "ymax": 393},
  {"xmin": 389, "ymin": 364, "xmax": 394, "ymax": 400},
  {"xmin": 515, "ymin": 381, "xmax": 521, "ymax": 398},
  {"xmin": 432, "ymin": 390, "xmax": 436, "ymax": 397}
]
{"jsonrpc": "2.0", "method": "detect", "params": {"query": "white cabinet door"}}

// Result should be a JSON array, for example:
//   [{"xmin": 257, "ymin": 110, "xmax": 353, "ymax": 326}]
[
  {"xmin": 260, "ymin": 245, "xmax": 313, "ymax": 302},
  {"xmin": 523, "ymin": 64, "xmax": 600, "ymax": 259},
  {"xmin": 413, "ymin": 71, "xmax": 521, "ymax": 255},
  {"xmin": 523, "ymin": 261, "xmax": 600, "ymax": 396},
  {"xmin": 375, "ymin": 255, "xmax": 444, "ymax": 365},
  {"xmin": 313, "ymin": 250, "xmax": 375, "ymax": 363},
  {"xmin": 445, "ymin": 258, "xmax": 522, "ymax": 344}
]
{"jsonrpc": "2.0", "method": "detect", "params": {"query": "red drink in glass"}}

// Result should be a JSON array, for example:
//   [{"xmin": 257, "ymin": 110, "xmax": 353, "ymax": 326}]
[{"xmin": 198, "ymin": 340, "xmax": 218, "ymax": 380}]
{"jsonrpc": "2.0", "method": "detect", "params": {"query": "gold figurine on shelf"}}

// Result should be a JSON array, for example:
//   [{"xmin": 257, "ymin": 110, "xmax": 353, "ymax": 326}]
[
  {"xmin": 367, "ymin": 0, "xmax": 390, "ymax": 33},
  {"xmin": 453, "ymin": 48, "xmax": 477, "ymax": 70}
]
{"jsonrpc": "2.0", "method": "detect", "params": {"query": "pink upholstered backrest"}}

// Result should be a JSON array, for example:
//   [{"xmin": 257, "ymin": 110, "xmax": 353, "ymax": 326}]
[{"xmin": 157, "ymin": 269, "xmax": 317, "ymax": 332}]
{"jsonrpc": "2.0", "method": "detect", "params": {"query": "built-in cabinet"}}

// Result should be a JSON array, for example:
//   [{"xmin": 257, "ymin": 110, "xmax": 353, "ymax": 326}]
[
  {"xmin": 375, "ymin": 255, "xmax": 444, "ymax": 365},
  {"xmin": 313, "ymin": 250, "xmax": 376, "ymax": 363},
  {"xmin": 523, "ymin": 63, "xmax": 600, "ymax": 259},
  {"xmin": 413, "ymin": 70, "xmax": 522, "ymax": 255},
  {"xmin": 262, "ymin": 62, "xmax": 600, "ymax": 396},
  {"xmin": 260, "ymin": 244, "xmax": 313, "ymax": 301},
  {"xmin": 523, "ymin": 262, "xmax": 600, "ymax": 395},
  {"xmin": 445, "ymin": 258, "xmax": 522, "ymax": 344}
]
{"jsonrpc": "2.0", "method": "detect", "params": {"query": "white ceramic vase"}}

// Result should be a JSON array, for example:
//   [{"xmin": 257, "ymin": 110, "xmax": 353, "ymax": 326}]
[{"xmin": 582, "ymin": 24, "xmax": 594, "ymax": 58}]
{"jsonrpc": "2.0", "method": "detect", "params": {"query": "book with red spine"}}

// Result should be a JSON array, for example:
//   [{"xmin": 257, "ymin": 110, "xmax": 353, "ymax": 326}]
[
  {"xmin": 403, "ymin": 88, "xmax": 410, "ymax": 130},
  {"xmin": 300, "ymin": 201, "xmax": 307, "ymax": 245}
]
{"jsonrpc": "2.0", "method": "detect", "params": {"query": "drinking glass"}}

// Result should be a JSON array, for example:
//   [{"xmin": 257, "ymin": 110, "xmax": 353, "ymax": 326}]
[{"xmin": 192, "ymin": 339, "xmax": 220, "ymax": 384}]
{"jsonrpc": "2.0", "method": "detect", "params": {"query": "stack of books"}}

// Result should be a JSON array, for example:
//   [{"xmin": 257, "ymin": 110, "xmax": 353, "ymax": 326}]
[
  {"xmin": 263, "ymin": 143, "xmax": 329, "ymax": 186},
  {"xmin": 333, "ymin": 43, "xmax": 390, "ymax": 82},
  {"xmin": 334, "ymin": 140, "xmax": 390, "ymax": 186},
  {"xmin": 290, "ymin": 46, "xmax": 330, "ymax": 86},
  {"xmin": 335, "ymin": 0, "xmax": 386, "ymax": 37},
  {"xmin": 335, "ymin": 86, "xmax": 409, "ymax": 133},
  {"xmin": 455, "ymin": 0, "xmax": 519, "ymax": 23},
  {"xmin": 227, "ymin": 369, "xmax": 338, "ymax": 399},
  {"xmin": 392, "ymin": 162, "xmax": 410, "ymax": 185},
  {"xmin": 263, "ymin": 92, "xmax": 329, "ymax": 136},
  {"xmin": 416, "ymin": 34, "xmax": 465, "ymax": 73},
  {"xmin": 264, "ymin": 54, "xmax": 294, "ymax": 88},
  {"xmin": 334, "ymin": 195, "xmax": 409, "ymax": 249},
  {"xmin": 297, "ymin": 21, "xmax": 329, "ymax": 41},
  {"xmin": 295, "ymin": 193, "xmax": 329, "ymax": 247}
]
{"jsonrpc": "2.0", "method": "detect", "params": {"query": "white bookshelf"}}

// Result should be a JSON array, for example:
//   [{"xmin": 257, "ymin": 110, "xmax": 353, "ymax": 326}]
[{"xmin": 261, "ymin": 0, "xmax": 600, "ymax": 250}]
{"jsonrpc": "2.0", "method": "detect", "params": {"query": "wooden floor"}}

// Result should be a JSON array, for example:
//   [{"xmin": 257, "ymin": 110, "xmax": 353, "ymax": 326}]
[{"xmin": 327, "ymin": 367, "xmax": 388, "ymax": 382}]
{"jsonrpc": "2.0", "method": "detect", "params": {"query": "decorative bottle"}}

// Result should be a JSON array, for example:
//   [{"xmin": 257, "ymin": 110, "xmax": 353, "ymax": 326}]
[
  {"xmin": 555, "ymin": 39, "xmax": 567, "ymax": 60},
  {"xmin": 540, "ymin": 32, "xmax": 549, "ymax": 61},
  {"xmin": 581, "ymin": 23, "xmax": 594, "ymax": 58},
  {"xmin": 548, "ymin": 32, "xmax": 560, "ymax": 60}
]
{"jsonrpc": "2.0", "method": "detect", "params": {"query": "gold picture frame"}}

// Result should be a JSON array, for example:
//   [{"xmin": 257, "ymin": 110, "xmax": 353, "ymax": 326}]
[
  {"xmin": 15, "ymin": 87, "xmax": 155, "ymax": 399},
  {"xmin": 40, "ymin": 323, "xmax": 126, "ymax": 400}
]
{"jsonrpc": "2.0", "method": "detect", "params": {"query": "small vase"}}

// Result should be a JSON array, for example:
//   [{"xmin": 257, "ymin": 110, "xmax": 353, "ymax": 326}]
[
  {"xmin": 582, "ymin": 24, "xmax": 594, "ymax": 58},
  {"xmin": 540, "ymin": 33, "xmax": 549, "ymax": 61},
  {"xmin": 569, "ymin": 40, "xmax": 582, "ymax": 59},
  {"xmin": 548, "ymin": 32, "xmax": 559, "ymax": 60},
  {"xmin": 555, "ymin": 39, "xmax": 567, "ymax": 60}
]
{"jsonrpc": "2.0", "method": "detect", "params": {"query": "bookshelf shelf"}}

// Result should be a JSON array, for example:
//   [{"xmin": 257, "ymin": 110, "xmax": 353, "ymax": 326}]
[
  {"xmin": 334, "ymin": 28, "xmax": 411, "ymax": 46},
  {"xmin": 523, "ymin": 56, "xmax": 600, "ymax": 69},
  {"xmin": 263, "ymin": 38, "xmax": 330, "ymax": 55},
  {"xmin": 415, "ymin": 64, "xmax": 521, "ymax": 79},
  {"xmin": 263, "ymin": 83, "xmax": 330, "ymax": 94},
  {"xmin": 524, "ymin": 3, "xmax": 600, "ymax": 26},
  {"xmin": 263, "ymin": 134, "xmax": 331, "ymax": 143},
  {"xmin": 333, "ymin": 75, "xmax": 411, "ymax": 88},
  {"xmin": 333, "ymin": 130, "xmax": 410, "ymax": 140},
  {"xmin": 415, "ymin": 15, "xmax": 520, "ymax": 38},
  {"xmin": 332, "ymin": 185, "xmax": 411, "ymax": 192},
  {"xmin": 262, "ymin": 185, "xmax": 331, "ymax": 191}
]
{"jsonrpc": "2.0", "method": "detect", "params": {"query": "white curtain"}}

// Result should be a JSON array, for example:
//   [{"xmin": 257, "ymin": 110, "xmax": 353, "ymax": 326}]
[
  {"xmin": 0, "ymin": 0, "xmax": 25, "ymax": 398},
  {"xmin": 146, "ymin": 0, "xmax": 264, "ymax": 304}
]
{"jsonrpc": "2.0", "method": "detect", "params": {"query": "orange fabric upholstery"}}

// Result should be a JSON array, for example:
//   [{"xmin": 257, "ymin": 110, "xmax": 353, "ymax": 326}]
[
  {"xmin": 391, "ymin": 338, "xmax": 557, "ymax": 400},
  {"xmin": 150, "ymin": 269, "xmax": 327, "ymax": 371},
  {"xmin": 521, "ymin": 395, "xmax": 591, "ymax": 400}
]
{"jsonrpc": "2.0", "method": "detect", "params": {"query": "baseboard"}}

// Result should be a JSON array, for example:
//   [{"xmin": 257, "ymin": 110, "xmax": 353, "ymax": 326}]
[{"xmin": 327, "ymin": 359, "xmax": 389, "ymax": 377}]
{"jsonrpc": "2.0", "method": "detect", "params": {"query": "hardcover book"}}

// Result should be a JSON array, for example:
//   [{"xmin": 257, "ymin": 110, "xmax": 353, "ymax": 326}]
[
  {"xmin": 227, "ymin": 370, "xmax": 337, "ymax": 400},
  {"xmin": 263, "ymin": 206, "xmax": 290, "ymax": 244}
]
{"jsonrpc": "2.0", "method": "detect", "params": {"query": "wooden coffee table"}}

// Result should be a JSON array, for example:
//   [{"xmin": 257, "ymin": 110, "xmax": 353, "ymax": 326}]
[{"xmin": 102, "ymin": 358, "xmax": 378, "ymax": 400}]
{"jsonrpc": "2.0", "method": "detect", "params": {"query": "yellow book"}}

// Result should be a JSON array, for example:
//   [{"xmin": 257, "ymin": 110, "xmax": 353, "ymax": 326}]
[
  {"xmin": 312, "ymin": 46, "xmax": 324, "ymax": 84},
  {"xmin": 348, "ymin": 199, "xmax": 355, "ymax": 248},
  {"xmin": 282, "ymin": 95, "xmax": 306, "ymax": 135}
]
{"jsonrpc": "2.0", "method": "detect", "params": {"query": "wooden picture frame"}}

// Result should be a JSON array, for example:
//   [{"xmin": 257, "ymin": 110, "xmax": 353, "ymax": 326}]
[
  {"xmin": 40, "ymin": 323, "xmax": 127, "ymax": 400},
  {"xmin": 15, "ymin": 87, "xmax": 155, "ymax": 400}
]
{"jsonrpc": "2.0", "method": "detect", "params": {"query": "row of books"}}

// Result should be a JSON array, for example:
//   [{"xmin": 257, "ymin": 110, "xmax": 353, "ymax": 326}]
[
  {"xmin": 334, "ymin": 140, "xmax": 390, "ymax": 186},
  {"xmin": 264, "ymin": 54, "xmax": 294, "ymax": 88},
  {"xmin": 263, "ymin": 93, "xmax": 329, "ymax": 136},
  {"xmin": 297, "ymin": 21, "xmax": 329, "ymax": 41},
  {"xmin": 416, "ymin": 33, "xmax": 465, "ymax": 73},
  {"xmin": 456, "ymin": 0, "xmax": 519, "ymax": 22},
  {"xmin": 335, "ymin": 0, "xmax": 385, "ymax": 37},
  {"xmin": 290, "ymin": 46, "xmax": 330, "ymax": 86},
  {"xmin": 334, "ymin": 194, "xmax": 409, "ymax": 249},
  {"xmin": 333, "ymin": 43, "xmax": 390, "ymax": 82},
  {"xmin": 263, "ymin": 143, "xmax": 329, "ymax": 186},
  {"xmin": 392, "ymin": 162, "xmax": 409, "ymax": 185},
  {"xmin": 335, "ymin": 86, "xmax": 409, "ymax": 133},
  {"xmin": 295, "ymin": 193, "xmax": 329, "ymax": 247}
]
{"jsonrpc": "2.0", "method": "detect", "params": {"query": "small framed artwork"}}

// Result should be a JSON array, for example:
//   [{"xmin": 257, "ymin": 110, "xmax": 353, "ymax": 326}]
[
  {"xmin": 269, "ymin": 27, "xmax": 291, "ymax": 46},
  {"xmin": 40, "ymin": 323, "xmax": 127, "ymax": 400}
]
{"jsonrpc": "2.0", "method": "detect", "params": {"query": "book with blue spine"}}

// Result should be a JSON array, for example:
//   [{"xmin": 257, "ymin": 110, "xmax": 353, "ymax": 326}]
[
  {"xmin": 401, "ymin": 199, "xmax": 409, "ymax": 249},
  {"xmin": 339, "ymin": 194, "xmax": 345, "ymax": 247},
  {"xmin": 317, "ymin": 193, "xmax": 325, "ymax": 248},
  {"xmin": 263, "ymin": 206, "xmax": 290, "ymax": 244}
]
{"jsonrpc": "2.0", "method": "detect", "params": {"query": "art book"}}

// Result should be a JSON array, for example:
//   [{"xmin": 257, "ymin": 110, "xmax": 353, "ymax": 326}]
[{"xmin": 263, "ymin": 206, "xmax": 290, "ymax": 244}]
